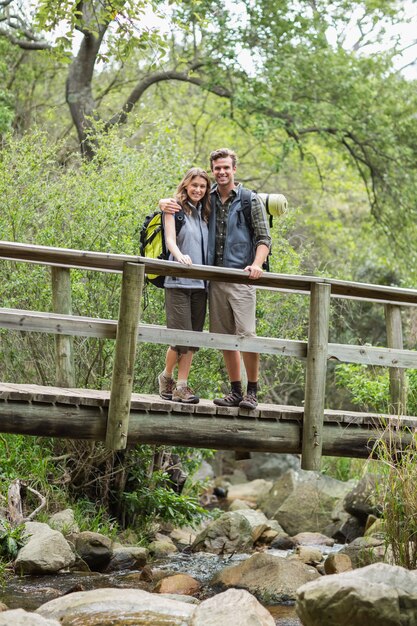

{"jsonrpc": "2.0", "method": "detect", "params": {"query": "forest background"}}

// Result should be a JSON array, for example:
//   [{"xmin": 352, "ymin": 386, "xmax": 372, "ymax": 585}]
[{"xmin": 0, "ymin": 0, "xmax": 417, "ymax": 542}]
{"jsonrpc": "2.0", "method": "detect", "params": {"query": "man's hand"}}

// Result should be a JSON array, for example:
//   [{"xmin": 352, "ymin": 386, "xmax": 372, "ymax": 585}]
[
  {"xmin": 159, "ymin": 198, "xmax": 182, "ymax": 214},
  {"xmin": 244, "ymin": 263, "xmax": 263, "ymax": 279}
]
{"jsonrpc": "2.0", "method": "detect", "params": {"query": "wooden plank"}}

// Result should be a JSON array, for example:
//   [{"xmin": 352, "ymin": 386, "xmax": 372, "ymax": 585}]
[
  {"xmin": 51, "ymin": 267, "xmax": 75, "ymax": 387},
  {"xmin": 328, "ymin": 342, "xmax": 417, "ymax": 369},
  {"xmin": 1, "ymin": 240, "xmax": 417, "ymax": 304},
  {"xmin": 302, "ymin": 283, "xmax": 331, "ymax": 470},
  {"xmin": 385, "ymin": 304, "xmax": 407, "ymax": 414},
  {"xmin": 106, "ymin": 263, "xmax": 144, "ymax": 450}
]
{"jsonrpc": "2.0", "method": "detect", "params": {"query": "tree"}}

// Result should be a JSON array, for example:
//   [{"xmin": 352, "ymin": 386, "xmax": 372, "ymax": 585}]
[{"xmin": 1, "ymin": 0, "xmax": 416, "ymax": 233}]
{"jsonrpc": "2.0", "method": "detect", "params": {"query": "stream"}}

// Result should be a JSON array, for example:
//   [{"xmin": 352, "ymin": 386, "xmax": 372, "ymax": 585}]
[{"xmin": 1, "ymin": 550, "xmax": 303, "ymax": 625}]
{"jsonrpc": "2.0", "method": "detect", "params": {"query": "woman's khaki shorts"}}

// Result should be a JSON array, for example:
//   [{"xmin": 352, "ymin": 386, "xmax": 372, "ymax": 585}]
[
  {"xmin": 165, "ymin": 287, "xmax": 207, "ymax": 354},
  {"xmin": 209, "ymin": 281, "xmax": 256, "ymax": 336}
]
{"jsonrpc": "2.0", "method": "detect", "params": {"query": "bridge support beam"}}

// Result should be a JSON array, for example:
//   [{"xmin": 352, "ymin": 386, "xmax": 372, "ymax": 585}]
[
  {"xmin": 105, "ymin": 262, "xmax": 144, "ymax": 450},
  {"xmin": 302, "ymin": 282, "xmax": 331, "ymax": 471},
  {"xmin": 51, "ymin": 267, "xmax": 75, "ymax": 387},
  {"xmin": 385, "ymin": 304, "xmax": 407, "ymax": 415}
]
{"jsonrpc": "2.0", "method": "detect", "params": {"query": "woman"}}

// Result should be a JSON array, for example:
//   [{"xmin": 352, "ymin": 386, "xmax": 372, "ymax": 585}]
[{"xmin": 158, "ymin": 167, "xmax": 210, "ymax": 404}]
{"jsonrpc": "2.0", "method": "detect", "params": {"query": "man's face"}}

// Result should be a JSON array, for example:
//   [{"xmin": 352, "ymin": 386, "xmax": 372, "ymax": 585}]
[{"xmin": 211, "ymin": 156, "xmax": 236, "ymax": 188}]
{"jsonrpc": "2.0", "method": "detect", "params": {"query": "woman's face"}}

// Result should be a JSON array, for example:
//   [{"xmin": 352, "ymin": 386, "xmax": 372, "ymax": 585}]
[{"xmin": 185, "ymin": 176, "xmax": 207, "ymax": 204}]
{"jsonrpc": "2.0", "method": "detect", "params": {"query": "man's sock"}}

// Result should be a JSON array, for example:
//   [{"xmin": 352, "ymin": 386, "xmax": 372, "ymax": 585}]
[
  {"xmin": 231, "ymin": 381, "xmax": 243, "ymax": 395},
  {"xmin": 177, "ymin": 379, "xmax": 187, "ymax": 388},
  {"xmin": 247, "ymin": 381, "xmax": 258, "ymax": 396}
]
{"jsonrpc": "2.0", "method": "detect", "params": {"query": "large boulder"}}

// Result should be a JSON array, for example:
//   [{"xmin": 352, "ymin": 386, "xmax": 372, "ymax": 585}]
[
  {"xmin": 191, "ymin": 589, "xmax": 275, "ymax": 625},
  {"xmin": 338, "ymin": 535, "xmax": 392, "ymax": 567},
  {"xmin": 296, "ymin": 563, "xmax": 417, "ymax": 626},
  {"xmin": 227, "ymin": 479, "xmax": 273, "ymax": 504},
  {"xmin": 0, "ymin": 609, "xmax": 60, "ymax": 625},
  {"xmin": 36, "ymin": 588, "xmax": 195, "ymax": 625},
  {"xmin": 211, "ymin": 552, "xmax": 319, "ymax": 603},
  {"xmin": 69, "ymin": 531, "xmax": 112, "ymax": 571},
  {"xmin": 15, "ymin": 522, "xmax": 75, "ymax": 574},
  {"xmin": 257, "ymin": 469, "xmax": 353, "ymax": 535},
  {"xmin": 48, "ymin": 509, "xmax": 79, "ymax": 535},
  {"xmin": 343, "ymin": 474, "xmax": 381, "ymax": 521},
  {"xmin": 192, "ymin": 512, "xmax": 253, "ymax": 554},
  {"xmin": 240, "ymin": 453, "xmax": 301, "ymax": 481}
]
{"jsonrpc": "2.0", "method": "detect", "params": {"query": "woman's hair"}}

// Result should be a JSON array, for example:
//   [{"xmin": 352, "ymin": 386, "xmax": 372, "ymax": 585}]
[{"xmin": 175, "ymin": 167, "xmax": 211, "ymax": 222}]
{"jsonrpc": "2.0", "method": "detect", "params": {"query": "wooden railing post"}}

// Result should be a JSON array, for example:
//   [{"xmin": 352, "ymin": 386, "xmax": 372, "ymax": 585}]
[
  {"xmin": 385, "ymin": 304, "xmax": 407, "ymax": 415},
  {"xmin": 302, "ymin": 282, "xmax": 331, "ymax": 470},
  {"xmin": 105, "ymin": 262, "xmax": 144, "ymax": 450},
  {"xmin": 51, "ymin": 267, "xmax": 75, "ymax": 387}
]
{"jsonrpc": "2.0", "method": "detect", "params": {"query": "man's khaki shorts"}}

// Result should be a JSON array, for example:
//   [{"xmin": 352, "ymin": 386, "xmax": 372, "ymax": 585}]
[{"xmin": 209, "ymin": 281, "xmax": 256, "ymax": 336}]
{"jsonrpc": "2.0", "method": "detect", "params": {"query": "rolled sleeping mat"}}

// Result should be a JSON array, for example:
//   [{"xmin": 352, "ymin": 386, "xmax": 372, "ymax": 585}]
[{"xmin": 258, "ymin": 193, "xmax": 288, "ymax": 219}]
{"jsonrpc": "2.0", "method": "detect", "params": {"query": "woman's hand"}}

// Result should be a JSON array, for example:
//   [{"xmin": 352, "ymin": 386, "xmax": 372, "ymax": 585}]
[{"xmin": 176, "ymin": 253, "xmax": 192, "ymax": 265}]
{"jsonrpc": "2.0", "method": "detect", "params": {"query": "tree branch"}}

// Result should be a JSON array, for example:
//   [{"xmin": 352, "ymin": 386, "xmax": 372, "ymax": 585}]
[
  {"xmin": 0, "ymin": 26, "xmax": 50, "ymax": 49},
  {"xmin": 106, "ymin": 70, "xmax": 232, "ymax": 128}
]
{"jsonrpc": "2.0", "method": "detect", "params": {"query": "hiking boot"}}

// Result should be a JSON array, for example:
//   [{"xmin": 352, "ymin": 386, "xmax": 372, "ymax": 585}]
[
  {"xmin": 213, "ymin": 390, "xmax": 243, "ymax": 407},
  {"xmin": 158, "ymin": 372, "xmax": 175, "ymax": 400},
  {"xmin": 239, "ymin": 392, "xmax": 258, "ymax": 410},
  {"xmin": 172, "ymin": 385, "xmax": 199, "ymax": 404}
]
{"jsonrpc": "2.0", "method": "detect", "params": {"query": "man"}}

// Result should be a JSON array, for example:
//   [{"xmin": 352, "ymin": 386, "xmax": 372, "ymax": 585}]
[{"xmin": 160, "ymin": 148, "xmax": 271, "ymax": 410}]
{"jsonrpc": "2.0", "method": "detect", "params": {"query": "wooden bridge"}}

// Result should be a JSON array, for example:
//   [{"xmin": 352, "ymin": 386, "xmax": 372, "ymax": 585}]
[{"xmin": 1, "ymin": 240, "xmax": 417, "ymax": 471}]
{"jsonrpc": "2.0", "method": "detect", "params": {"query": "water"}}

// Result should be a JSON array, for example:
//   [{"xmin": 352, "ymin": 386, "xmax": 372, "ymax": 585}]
[{"xmin": 0, "ymin": 549, "xmax": 312, "ymax": 625}]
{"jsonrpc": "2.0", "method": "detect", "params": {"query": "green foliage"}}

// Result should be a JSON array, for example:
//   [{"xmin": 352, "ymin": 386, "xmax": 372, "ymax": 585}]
[
  {"xmin": 0, "ymin": 521, "xmax": 25, "ymax": 560},
  {"xmin": 335, "ymin": 364, "xmax": 417, "ymax": 415},
  {"xmin": 373, "ymin": 428, "xmax": 417, "ymax": 569},
  {"xmin": 72, "ymin": 499, "xmax": 119, "ymax": 538},
  {"xmin": 121, "ymin": 445, "xmax": 210, "ymax": 538}
]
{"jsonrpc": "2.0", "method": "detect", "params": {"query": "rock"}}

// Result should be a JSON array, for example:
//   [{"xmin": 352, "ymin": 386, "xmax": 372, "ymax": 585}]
[
  {"xmin": 0, "ymin": 603, "xmax": 8, "ymax": 612},
  {"xmin": 296, "ymin": 562, "xmax": 417, "ymax": 626},
  {"xmin": 15, "ymin": 522, "xmax": 75, "ymax": 574},
  {"xmin": 192, "ymin": 511, "xmax": 253, "ymax": 554},
  {"xmin": 191, "ymin": 588, "xmax": 275, "ymax": 625},
  {"xmin": 324, "ymin": 553, "xmax": 353, "ymax": 574},
  {"xmin": 48, "ymin": 509, "xmax": 79, "ymax": 535},
  {"xmin": 211, "ymin": 552, "xmax": 319, "ymax": 603},
  {"xmin": 330, "ymin": 513, "xmax": 366, "ymax": 543},
  {"xmin": 104, "ymin": 546, "xmax": 148, "ymax": 572},
  {"xmin": 149, "ymin": 535, "xmax": 178, "ymax": 557},
  {"xmin": 69, "ymin": 531, "xmax": 112, "ymax": 571},
  {"xmin": 192, "ymin": 459, "xmax": 215, "ymax": 482},
  {"xmin": 228, "ymin": 499, "xmax": 253, "ymax": 511},
  {"xmin": 230, "ymin": 509, "xmax": 271, "ymax": 542},
  {"xmin": 270, "ymin": 535, "xmax": 295, "ymax": 550},
  {"xmin": 241, "ymin": 453, "xmax": 301, "ymax": 481},
  {"xmin": 0, "ymin": 609, "xmax": 60, "ymax": 625},
  {"xmin": 227, "ymin": 479, "xmax": 273, "ymax": 504},
  {"xmin": 258, "ymin": 469, "xmax": 353, "ymax": 535},
  {"xmin": 155, "ymin": 573, "xmax": 201, "ymax": 595},
  {"xmin": 344, "ymin": 474, "xmax": 381, "ymax": 521},
  {"xmin": 170, "ymin": 527, "xmax": 197, "ymax": 547},
  {"xmin": 295, "ymin": 546, "xmax": 323, "ymax": 565},
  {"xmin": 36, "ymin": 588, "xmax": 195, "ymax": 624},
  {"xmin": 292, "ymin": 532, "xmax": 334, "ymax": 547},
  {"xmin": 338, "ymin": 535, "xmax": 388, "ymax": 567}
]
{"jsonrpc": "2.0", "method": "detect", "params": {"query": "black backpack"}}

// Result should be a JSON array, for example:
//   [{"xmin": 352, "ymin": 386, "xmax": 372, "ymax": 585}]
[
  {"xmin": 139, "ymin": 209, "xmax": 185, "ymax": 288},
  {"xmin": 210, "ymin": 187, "xmax": 271, "ymax": 272}
]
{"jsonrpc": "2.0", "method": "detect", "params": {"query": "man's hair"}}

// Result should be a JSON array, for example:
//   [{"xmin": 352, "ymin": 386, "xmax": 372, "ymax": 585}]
[{"xmin": 209, "ymin": 148, "xmax": 238, "ymax": 169}]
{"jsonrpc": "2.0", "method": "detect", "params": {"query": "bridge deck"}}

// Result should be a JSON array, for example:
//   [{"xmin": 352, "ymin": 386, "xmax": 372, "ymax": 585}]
[
  {"xmin": 1, "ymin": 383, "xmax": 416, "ymax": 458},
  {"xmin": 1, "ymin": 382, "xmax": 416, "ymax": 427}
]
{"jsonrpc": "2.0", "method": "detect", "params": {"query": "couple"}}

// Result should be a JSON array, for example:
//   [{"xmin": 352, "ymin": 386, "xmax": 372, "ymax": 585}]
[{"xmin": 158, "ymin": 148, "xmax": 271, "ymax": 411}]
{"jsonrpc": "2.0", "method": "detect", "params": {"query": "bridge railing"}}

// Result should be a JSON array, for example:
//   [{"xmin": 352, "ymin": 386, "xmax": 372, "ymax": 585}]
[{"xmin": 1, "ymin": 240, "xmax": 417, "ymax": 469}]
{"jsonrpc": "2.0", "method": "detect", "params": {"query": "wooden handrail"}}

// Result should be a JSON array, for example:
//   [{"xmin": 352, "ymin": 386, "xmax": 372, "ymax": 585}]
[{"xmin": 1, "ymin": 240, "xmax": 417, "ymax": 305}]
